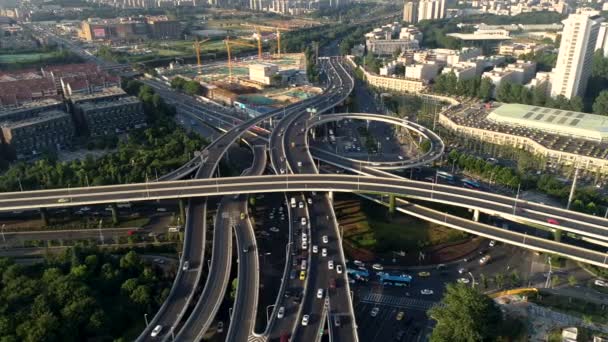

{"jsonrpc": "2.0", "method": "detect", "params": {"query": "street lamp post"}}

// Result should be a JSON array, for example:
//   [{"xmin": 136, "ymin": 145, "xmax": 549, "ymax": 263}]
[
  {"xmin": 0, "ymin": 224, "xmax": 6, "ymax": 248},
  {"xmin": 512, "ymin": 183, "xmax": 521, "ymax": 215},
  {"xmin": 544, "ymin": 257, "xmax": 553, "ymax": 288},
  {"xmin": 144, "ymin": 313, "xmax": 149, "ymax": 327}
]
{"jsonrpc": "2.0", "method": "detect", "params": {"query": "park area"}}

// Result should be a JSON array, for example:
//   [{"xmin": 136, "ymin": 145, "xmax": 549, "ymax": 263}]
[{"xmin": 335, "ymin": 195, "xmax": 477, "ymax": 264}]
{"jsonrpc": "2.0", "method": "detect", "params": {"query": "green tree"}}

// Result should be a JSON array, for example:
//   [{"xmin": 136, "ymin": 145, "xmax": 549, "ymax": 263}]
[
  {"xmin": 567, "ymin": 275, "xmax": 578, "ymax": 287},
  {"xmin": 592, "ymin": 90, "xmax": 608, "ymax": 115},
  {"xmin": 428, "ymin": 284, "xmax": 502, "ymax": 342},
  {"xmin": 478, "ymin": 77, "xmax": 493, "ymax": 101}
]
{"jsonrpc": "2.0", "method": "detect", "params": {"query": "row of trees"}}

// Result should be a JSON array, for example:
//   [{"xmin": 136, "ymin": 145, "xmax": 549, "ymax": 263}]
[
  {"xmin": 0, "ymin": 81, "xmax": 207, "ymax": 191},
  {"xmin": 447, "ymin": 149, "xmax": 606, "ymax": 215},
  {"xmin": 433, "ymin": 73, "xmax": 494, "ymax": 101},
  {"xmin": 433, "ymin": 71, "xmax": 587, "ymax": 112},
  {"xmin": 0, "ymin": 248, "xmax": 173, "ymax": 341},
  {"xmin": 170, "ymin": 77, "xmax": 204, "ymax": 96},
  {"xmin": 447, "ymin": 149, "xmax": 521, "ymax": 189}
]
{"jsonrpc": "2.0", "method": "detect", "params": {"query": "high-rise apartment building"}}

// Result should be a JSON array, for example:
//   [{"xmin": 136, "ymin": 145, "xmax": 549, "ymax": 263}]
[
  {"xmin": 418, "ymin": 0, "xmax": 445, "ymax": 21},
  {"xmin": 550, "ymin": 13, "xmax": 603, "ymax": 99},
  {"xmin": 403, "ymin": 1, "xmax": 418, "ymax": 24},
  {"xmin": 595, "ymin": 22, "xmax": 608, "ymax": 57}
]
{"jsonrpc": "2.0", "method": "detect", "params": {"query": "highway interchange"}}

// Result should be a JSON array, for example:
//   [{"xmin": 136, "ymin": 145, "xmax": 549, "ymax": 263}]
[{"xmin": 4, "ymin": 34, "xmax": 608, "ymax": 341}]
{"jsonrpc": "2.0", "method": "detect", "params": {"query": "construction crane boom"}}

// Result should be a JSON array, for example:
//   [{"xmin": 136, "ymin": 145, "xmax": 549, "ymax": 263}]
[
  {"xmin": 224, "ymin": 36, "xmax": 257, "ymax": 82},
  {"xmin": 193, "ymin": 38, "xmax": 210, "ymax": 75}
]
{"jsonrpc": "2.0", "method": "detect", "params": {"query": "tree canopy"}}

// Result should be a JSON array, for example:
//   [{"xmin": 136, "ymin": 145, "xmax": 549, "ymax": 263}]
[
  {"xmin": 428, "ymin": 284, "xmax": 502, "ymax": 342},
  {"xmin": 0, "ymin": 248, "xmax": 173, "ymax": 341}
]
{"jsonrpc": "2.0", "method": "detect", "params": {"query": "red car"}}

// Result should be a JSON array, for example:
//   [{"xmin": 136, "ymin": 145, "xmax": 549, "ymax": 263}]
[
  {"xmin": 329, "ymin": 278, "xmax": 336, "ymax": 289},
  {"xmin": 547, "ymin": 218, "xmax": 560, "ymax": 225},
  {"xmin": 127, "ymin": 230, "xmax": 136, "ymax": 236}
]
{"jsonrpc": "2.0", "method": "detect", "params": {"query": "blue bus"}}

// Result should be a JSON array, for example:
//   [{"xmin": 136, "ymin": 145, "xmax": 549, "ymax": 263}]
[
  {"xmin": 463, "ymin": 178, "xmax": 480, "ymax": 189},
  {"xmin": 436, "ymin": 171, "xmax": 455, "ymax": 183},
  {"xmin": 379, "ymin": 273, "xmax": 412, "ymax": 287},
  {"xmin": 347, "ymin": 267, "xmax": 370, "ymax": 281}
]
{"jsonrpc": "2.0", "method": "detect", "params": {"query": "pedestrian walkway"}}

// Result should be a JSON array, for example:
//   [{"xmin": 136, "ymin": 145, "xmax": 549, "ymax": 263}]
[
  {"xmin": 360, "ymin": 292, "xmax": 438, "ymax": 310},
  {"xmin": 248, "ymin": 334, "xmax": 267, "ymax": 342}
]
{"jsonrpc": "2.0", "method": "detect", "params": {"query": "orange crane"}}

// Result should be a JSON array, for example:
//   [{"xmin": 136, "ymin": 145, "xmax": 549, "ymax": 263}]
[
  {"xmin": 224, "ymin": 36, "xmax": 258, "ymax": 82},
  {"xmin": 254, "ymin": 26, "xmax": 288, "ymax": 58},
  {"xmin": 193, "ymin": 37, "xmax": 210, "ymax": 74}
]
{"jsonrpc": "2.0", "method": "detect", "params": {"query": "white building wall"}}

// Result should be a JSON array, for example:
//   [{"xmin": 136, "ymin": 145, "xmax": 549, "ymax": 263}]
[{"xmin": 550, "ymin": 13, "xmax": 603, "ymax": 99}]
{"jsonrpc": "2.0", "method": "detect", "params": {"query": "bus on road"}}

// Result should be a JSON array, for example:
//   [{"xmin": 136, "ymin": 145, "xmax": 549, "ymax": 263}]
[
  {"xmin": 379, "ymin": 273, "xmax": 412, "ymax": 287},
  {"xmin": 463, "ymin": 178, "xmax": 480, "ymax": 189},
  {"xmin": 436, "ymin": 171, "xmax": 455, "ymax": 183},
  {"xmin": 347, "ymin": 267, "xmax": 370, "ymax": 282}
]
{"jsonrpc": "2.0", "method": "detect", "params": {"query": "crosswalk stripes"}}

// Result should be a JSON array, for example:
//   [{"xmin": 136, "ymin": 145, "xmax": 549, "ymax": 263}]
[
  {"xmin": 247, "ymin": 335, "xmax": 267, "ymax": 342},
  {"xmin": 360, "ymin": 292, "xmax": 438, "ymax": 310}
]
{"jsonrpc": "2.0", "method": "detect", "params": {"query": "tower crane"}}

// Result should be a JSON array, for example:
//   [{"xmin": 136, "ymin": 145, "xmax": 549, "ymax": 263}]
[
  {"xmin": 193, "ymin": 37, "xmax": 210, "ymax": 75},
  {"xmin": 224, "ymin": 36, "xmax": 258, "ymax": 82}
]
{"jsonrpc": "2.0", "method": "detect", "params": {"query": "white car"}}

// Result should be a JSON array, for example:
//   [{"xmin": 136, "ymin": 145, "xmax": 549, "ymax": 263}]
[
  {"xmin": 336, "ymin": 265, "xmax": 343, "ymax": 274},
  {"xmin": 182, "ymin": 261, "xmax": 190, "ymax": 271},
  {"xmin": 458, "ymin": 268, "xmax": 467, "ymax": 274},
  {"xmin": 297, "ymin": 161, "xmax": 303, "ymax": 167},
  {"xmin": 489, "ymin": 240, "xmax": 496, "ymax": 247},
  {"xmin": 312, "ymin": 245, "xmax": 318, "ymax": 253},
  {"xmin": 150, "ymin": 325, "xmax": 163, "ymax": 337},
  {"xmin": 217, "ymin": 321, "xmax": 224, "ymax": 333},
  {"xmin": 328, "ymin": 260, "xmax": 334, "ymax": 270},
  {"xmin": 277, "ymin": 306, "xmax": 285, "ymax": 319},
  {"xmin": 372, "ymin": 263, "xmax": 383, "ymax": 271},
  {"xmin": 370, "ymin": 307, "xmax": 379, "ymax": 317},
  {"xmin": 317, "ymin": 288, "xmax": 324, "ymax": 299},
  {"xmin": 321, "ymin": 248, "xmax": 327, "ymax": 257},
  {"xmin": 353, "ymin": 260, "xmax": 364, "ymax": 267},
  {"xmin": 421, "ymin": 289, "xmax": 434, "ymax": 295},
  {"xmin": 457, "ymin": 278, "xmax": 470, "ymax": 284},
  {"xmin": 301, "ymin": 217, "xmax": 307, "ymax": 226},
  {"xmin": 269, "ymin": 227, "xmax": 280, "ymax": 233},
  {"xmin": 299, "ymin": 201, "xmax": 304, "ymax": 209},
  {"xmin": 322, "ymin": 235, "xmax": 329, "ymax": 244},
  {"xmin": 307, "ymin": 197, "xmax": 313, "ymax": 204},
  {"xmin": 302, "ymin": 314, "xmax": 310, "ymax": 326},
  {"xmin": 595, "ymin": 279, "xmax": 608, "ymax": 287}
]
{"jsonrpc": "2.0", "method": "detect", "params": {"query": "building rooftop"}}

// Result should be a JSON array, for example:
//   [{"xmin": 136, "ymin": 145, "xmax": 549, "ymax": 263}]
[
  {"xmin": 487, "ymin": 103, "xmax": 608, "ymax": 142},
  {"xmin": 1, "ymin": 110, "xmax": 70, "ymax": 129},
  {"xmin": 70, "ymin": 86, "xmax": 126, "ymax": 102},
  {"xmin": 77, "ymin": 95, "xmax": 140, "ymax": 110}
]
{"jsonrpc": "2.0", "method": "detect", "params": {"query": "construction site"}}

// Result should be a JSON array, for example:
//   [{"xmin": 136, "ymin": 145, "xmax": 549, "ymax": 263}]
[{"xmin": 154, "ymin": 30, "xmax": 320, "ymax": 117}]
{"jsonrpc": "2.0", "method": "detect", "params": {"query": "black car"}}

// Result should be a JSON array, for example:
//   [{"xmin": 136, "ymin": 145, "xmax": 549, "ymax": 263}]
[
  {"xmin": 293, "ymin": 292, "xmax": 302, "ymax": 304},
  {"xmin": 394, "ymin": 330, "xmax": 405, "ymax": 341}
]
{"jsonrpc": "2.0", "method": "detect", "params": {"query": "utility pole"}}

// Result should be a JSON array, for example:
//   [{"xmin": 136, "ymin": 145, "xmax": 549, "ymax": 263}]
[{"xmin": 567, "ymin": 167, "xmax": 579, "ymax": 210}]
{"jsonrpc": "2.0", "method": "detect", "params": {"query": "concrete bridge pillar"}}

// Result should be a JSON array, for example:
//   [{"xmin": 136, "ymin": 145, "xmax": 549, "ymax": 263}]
[
  {"xmin": 40, "ymin": 208, "xmax": 49, "ymax": 226},
  {"xmin": 554, "ymin": 229, "xmax": 562, "ymax": 242},
  {"xmin": 389, "ymin": 195, "xmax": 396, "ymax": 214},
  {"xmin": 473, "ymin": 209, "xmax": 479, "ymax": 222},
  {"xmin": 110, "ymin": 203, "xmax": 119, "ymax": 225},
  {"xmin": 178, "ymin": 199, "xmax": 186, "ymax": 225}
]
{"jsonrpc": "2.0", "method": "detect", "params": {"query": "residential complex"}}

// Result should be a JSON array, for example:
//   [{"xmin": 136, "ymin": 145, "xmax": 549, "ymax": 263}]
[
  {"xmin": 73, "ymin": 96, "xmax": 146, "ymax": 137},
  {"xmin": 549, "ymin": 13, "xmax": 603, "ymax": 99},
  {"xmin": 418, "ymin": 0, "xmax": 446, "ymax": 21},
  {"xmin": 0, "ymin": 66, "xmax": 144, "ymax": 159},
  {"xmin": 1, "ymin": 110, "xmax": 74, "ymax": 158},
  {"xmin": 78, "ymin": 16, "xmax": 181, "ymax": 41},
  {"xmin": 403, "ymin": 1, "xmax": 418, "ymax": 24}
]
